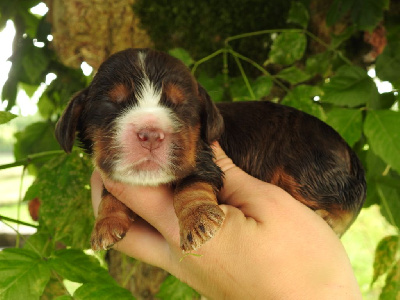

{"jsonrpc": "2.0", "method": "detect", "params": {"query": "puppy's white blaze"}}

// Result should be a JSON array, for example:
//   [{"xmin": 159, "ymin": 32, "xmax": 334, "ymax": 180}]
[{"xmin": 137, "ymin": 78, "xmax": 162, "ymax": 108}]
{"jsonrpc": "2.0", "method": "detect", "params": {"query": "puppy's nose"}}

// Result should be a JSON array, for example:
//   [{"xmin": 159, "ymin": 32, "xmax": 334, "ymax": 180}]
[{"xmin": 137, "ymin": 129, "xmax": 165, "ymax": 150}]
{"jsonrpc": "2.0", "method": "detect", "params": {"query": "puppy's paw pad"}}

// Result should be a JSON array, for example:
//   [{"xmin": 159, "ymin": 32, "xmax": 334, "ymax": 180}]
[
  {"xmin": 180, "ymin": 204, "xmax": 225, "ymax": 252},
  {"xmin": 90, "ymin": 216, "xmax": 131, "ymax": 251}
]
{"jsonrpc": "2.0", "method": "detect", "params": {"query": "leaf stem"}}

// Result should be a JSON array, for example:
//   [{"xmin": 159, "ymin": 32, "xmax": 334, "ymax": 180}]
[
  {"xmin": 225, "ymin": 28, "xmax": 303, "ymax": 44},
  {"xmin": 228, "ymin": 49, "xmax": 290, "ymax": 94},
  {"xmin": 0, "ymin": 214, "xmax": 39, "ymax": 228},
  {"xmin": 191, "ymin": 49, "xmax": 226, "ymax": 75},
  {"xmin": 0, "ymin": 150, "xmax": 64, "ymax": 170}
]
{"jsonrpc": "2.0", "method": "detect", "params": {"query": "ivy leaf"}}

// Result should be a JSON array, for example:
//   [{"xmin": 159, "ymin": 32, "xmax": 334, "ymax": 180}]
[
  {"xmin": 269, "ymin": 32, "xmax": 307, "ymax": 65},
  {"xmin": 49, "ymin": 249, "xmax": 115, "ymax": 284},
  {"xmin": 168, "ymin": 48, "xmax": 194, "ymax": 67},
  {"xmin": 156, "ymin": 275, "xmax": 199, "ymax": 300},
  {"xmin": 287, "ymin": 1, "xmax": 309, "ymax": 29},
  {"xmin": 325, "ymin": 108, "xmax": 362, "ymax": 147},
  {"xmin": 0, "ymin": 248, "xmax": 51, "ymax": 300},
  {"xmin": 321, "ymin": 65, "xmax": 379, "ymax": 108},
  {"xmin": 24, "ymin": 152, "xmax": 94, "ymax": 249},
  {"xmin": 74, "ymin": 283, "xmax": 134, "ymax": 300},
  {"xmin": 0, "ymin": 111, "xmax": 17, "ymax": 125},
  {"xmin": 275, "ymin": 66, "xmax": 311, "ymax": 85},
  {"xmin": 281, "ymin": 85, "xmax": 325, "ymax": 120},
  {"xmin": 364, "ymin": 110, "xmax": 400, "ymax": 174},
  {"xmin": 376, "ymin": 41, "xmax": 400, "ymax": 87},
  {"xmin": 379, "ymin": 259, "xmax": 400, "ymax": 300},
  {"xmin": 371, "ymin": 235, "xmax": 399, "ymax": 285}
]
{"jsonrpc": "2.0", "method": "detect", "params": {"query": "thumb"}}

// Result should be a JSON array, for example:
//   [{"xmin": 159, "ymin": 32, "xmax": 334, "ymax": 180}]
[{"xmin": 212, "ymin": 142, "xmax": 285, "ymax": 221}]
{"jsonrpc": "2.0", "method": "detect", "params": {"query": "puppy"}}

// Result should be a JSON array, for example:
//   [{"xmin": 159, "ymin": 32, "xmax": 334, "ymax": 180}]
[{"xmin": 55, "ymin": 48, "xmax": 366, "ymax": 251}]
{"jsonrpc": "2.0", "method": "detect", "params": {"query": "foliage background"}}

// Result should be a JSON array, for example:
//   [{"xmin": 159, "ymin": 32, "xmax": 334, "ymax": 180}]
[{"xmin": 0, "ymin": 0, "xmax": 399, "ymax": 299}]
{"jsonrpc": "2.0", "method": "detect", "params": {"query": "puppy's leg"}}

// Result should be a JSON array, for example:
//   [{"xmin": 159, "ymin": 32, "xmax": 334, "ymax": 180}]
[
  {"xmin": 91, "ymin": 187, "xmax": 135, "ymax": 250},
  {"xmin": 174, "ymin": 181, "xmax": 225, "ymax": 251}
]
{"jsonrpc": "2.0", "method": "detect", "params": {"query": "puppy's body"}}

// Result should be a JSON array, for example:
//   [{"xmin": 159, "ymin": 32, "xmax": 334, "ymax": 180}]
[
  {"xmin": 218, "ymin": 101, "xmax": 365, "ymax": 233},
  {"xmin": 55, "ymin": 48, "xmax": 366, "ymax": 251}
]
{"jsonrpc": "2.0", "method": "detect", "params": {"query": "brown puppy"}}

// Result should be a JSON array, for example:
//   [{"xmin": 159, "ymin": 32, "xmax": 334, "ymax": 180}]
[{"xmin": 55, "ymin": 48, "xmax": 366, "ymax": 252}]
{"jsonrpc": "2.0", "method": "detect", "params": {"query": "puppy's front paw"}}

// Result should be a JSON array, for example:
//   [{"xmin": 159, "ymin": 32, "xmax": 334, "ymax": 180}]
[
  {"xmin": 91, "ymin": 215, "xmax": 132, "ymax": 251},
  {"xmin": 179, "ymin": 204, "xmax": 225, "ymax": 252}
]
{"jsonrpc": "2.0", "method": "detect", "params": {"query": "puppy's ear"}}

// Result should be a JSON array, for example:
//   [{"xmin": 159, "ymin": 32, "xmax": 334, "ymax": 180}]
[
  {"xmin": 198, "ymin": 84, "xmax": 224, "ymax": 143},
  {"xmin": 55, "ymin": 88, "xmax": 88, "ymax": 153}
]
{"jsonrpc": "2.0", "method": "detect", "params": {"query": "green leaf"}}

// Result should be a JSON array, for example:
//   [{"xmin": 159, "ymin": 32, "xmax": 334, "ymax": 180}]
[
  {"xmin": 168, "ymin": 48, "xmax": 194, "ymax": 67},
  {"xmin": 41, "ymin": 276, "xmax": 70, "ymax": 300},
  {"xmin": 379, "ymin": 259, "xmax": 400, "ymax": 300},
  {"xmin": 326, "ymin": 0, "xmax": 354, "ymax": 27},
  {"xmin": 325, "ymin": 108, "xmax": 362, "ymax": 147},
  {"xmin": 327, "ymin": 0, "xmax": 386, "ymax": 31},
  {"xmin": 364, "ymin": 110, "xmax": 400, "ymax": 174},
  {"xmin": 230, "ymin": 76, "xmax": 251, "ymax": 101},
  {"xmin": 305, "ymin": 52, "xmax": 331, "ymax": 76},
  {"xmin": 13, "ymin": 121, "xmax": 60, "ymax": 165},
  {"xmin": 21, "ymin": 45, "xmax": 50, "ymax": 84},
  {"xmin": 275, "ymin": 66, "xmax": 311, "ymax": 85},
  {"xmin": 281, "ymin": 85, "xmax": 325, "ymax": 120},
  {"xmin": 0, "ymin": 248, "xmax": 51, "ymax": 300},
  {"xmin": 252, "ymin": 76, "xmax": 273, "ymax": 99},
  {"xmin": 49, "ymin": 249, "xmax": 115, "ymax": 284},
  {"xmin": 74, "ymin": 283, "xmax": 134, "ymax": 300},
  {"xmin": 24, "ymin": 152, "xmax": 94, "ymax": 248},
  {"xmin": 23, "ymin": 230, "xmax": 54, "ymax": 258},
  {"xmin": 156, "ymin": 275, "xmax": 199, "ymax": 300},
  {"xmin": 330, "ymin": 26, "xmax": 356, "ymax": 49},
  {"xmin": 376, "ymin": 183, "xmax": 400, "ymax": 228},
  {"xmin": 350, "ymin": 0, "xmax": 387, "ymax": 31},
  {"xmin": 369, "ymin": 92, "xmax": 397, "ymax": 110},
  {"xmin": 372, "ymin": 235, "xmax": 399, "ymax": 284},
  {"xmin": 376, "ymin": 41, "xmax": 400, "ymax": 87},
  {"xmin": 19, "ymin": 82, "xmax": 38, "ymax": 98},
  {"xmin": 287, "ymin": 1, "xmax": 309, "ymax": 28},
  {"xmin": 196, "ymin": 72, "xmax": 224, "ymax": 102},
  {"xmin": 1, "ymin": 76, "xmax": 18, "ymax": 109},
  {"xmin": 0, "ymin": 111, "xmax": 17, "ymax": 125},
  {"xmin": 269, "ymin": 32, "xmax": 307, "ymax": 65},
  {"xmin": 321, "ymin": 65, "xmax": 379, "ymax": 107},
  {"xmin": 364, "ymin": 150, "xmax": 388, "ymax": 207}
]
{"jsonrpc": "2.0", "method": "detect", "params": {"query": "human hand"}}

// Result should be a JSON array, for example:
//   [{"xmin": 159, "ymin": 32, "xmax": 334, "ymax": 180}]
[{"xmin": 91, "ymin": 143, "xmax": 361, "ymax": 299}]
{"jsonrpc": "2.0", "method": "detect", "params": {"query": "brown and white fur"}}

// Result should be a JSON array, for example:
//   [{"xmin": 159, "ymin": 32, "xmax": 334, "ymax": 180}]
[{"xmin": 55, "ymin": 48, "xmax": 366, "ymax": 252}]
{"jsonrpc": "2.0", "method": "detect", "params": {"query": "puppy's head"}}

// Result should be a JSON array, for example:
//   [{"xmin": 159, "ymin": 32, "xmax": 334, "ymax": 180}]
[{"xmin": 55, "ymin": 48, "xmax": 224, "ymax": 185}]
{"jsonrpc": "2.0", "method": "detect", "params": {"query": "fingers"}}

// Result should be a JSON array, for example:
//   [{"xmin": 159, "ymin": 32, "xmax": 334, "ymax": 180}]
[
  {"xmin": 90, "ymin": 170, "xmax": 103, "ymax": 217},
  {"xmin": 101, "ymin": 177, "xmax": 180, "ymax": 246},
  {"xmin": 112, "ymin": 217, "xmax": 172, "ymax": 268}
]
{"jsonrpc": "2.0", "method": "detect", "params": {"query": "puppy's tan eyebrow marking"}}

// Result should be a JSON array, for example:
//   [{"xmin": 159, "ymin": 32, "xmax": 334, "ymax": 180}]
[
  {"xmin": 109, "ymin": 83, "xmax": 131, "ymax": 103},
  {"xmin": 164, "ymin": 83, "xmax": 185, "ymax": 104}
]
